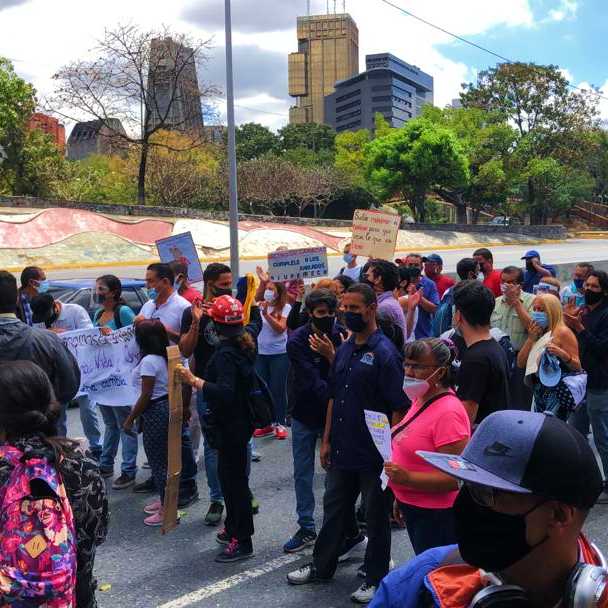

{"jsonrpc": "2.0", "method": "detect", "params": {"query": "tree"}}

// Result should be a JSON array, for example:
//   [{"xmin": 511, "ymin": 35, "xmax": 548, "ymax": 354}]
[
  {"xmin": 335, "ymin": 128, "xmax": 371, "ymax": 188},
  {"xmin": 588, "ymin": 129, "xmax": 608, "ymax": 201},
  {"xmin": 235, "ymin": 122, "xmax": 278, "ymax": 161},
  {"xmin": 364, "ymin": 118, "xmax": 470, "ymax": 222},
  {"xmin": 374, "ymin": 113, "xmax": 392, "ymax": 137},
  {"xmin": 48, "ymin": 24, "xmax": 218, "ymax": 204},
  {"xmin": 277, "ymin": 123, "xmax": 336, "ymax": 154}
]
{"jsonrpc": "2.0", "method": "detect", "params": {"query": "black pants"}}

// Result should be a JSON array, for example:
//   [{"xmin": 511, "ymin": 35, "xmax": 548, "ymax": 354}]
[
  {"xmin": 510, "ymin": 364, "xmax": 533, "ymax": 411},
  {"xmin": 217, "ymin": 435, "xmax": 254, "ymax": 544},
  {"xmin": 314, "ymin": 468, "xmax": 391, "ymax": 586},
  {"xmin": 398, "ymin": 502, "xmax": 457, "ymax": 555}
]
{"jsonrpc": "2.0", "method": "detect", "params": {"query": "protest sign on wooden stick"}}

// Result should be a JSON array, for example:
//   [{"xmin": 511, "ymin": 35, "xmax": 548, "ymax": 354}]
[{"xmin": 162, "ymin": 346, "xmax": 183, "ymax": 535}]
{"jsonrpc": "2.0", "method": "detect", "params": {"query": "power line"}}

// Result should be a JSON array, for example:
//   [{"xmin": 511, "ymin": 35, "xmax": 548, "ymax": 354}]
[
  {"xmin": 377, "ymin": 0, "xmax": 608, "ymax": 103},
  {"xmin": 234, "ymin": 104, "xmax": 288, "ymax": 118}
]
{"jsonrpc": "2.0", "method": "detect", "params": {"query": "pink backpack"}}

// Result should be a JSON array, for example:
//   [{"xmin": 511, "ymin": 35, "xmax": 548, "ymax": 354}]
[{"xmin": 0, "ymin": 444, "xmax": 77, "ymax": 607}]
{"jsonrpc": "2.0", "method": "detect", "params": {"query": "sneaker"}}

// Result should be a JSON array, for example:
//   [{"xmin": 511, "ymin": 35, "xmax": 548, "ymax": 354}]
[
  {"xmin": 133, "ymin": 477, "xmax": 155, "ymax": 494},
  {"xmin": 287, "ymin": 564, "xmax": 330, "ymax": 586},
  {"xmin": 204, "ymin": 501, "xmax": 224, "ymax": 526},
  {"xmin": 274, "ymin": 424, "xmax": 288, "ymax": 440},
  {"xmin": 216, "ymin": 528, "xmax": 230, "ymax": 545},
  {"xmin": 178, "ymin": 492, "xmax": 199, "ymax": 509},
  {"xmin": 338, "ymin": 534, "xmax": 368, "ymax": 563},
  {"xmin": 215, "ymin": 538, "xmax": 254, "ymax": 563},
  {"xmin": 112, "ymin": 473, "xmax": 136, "ymax": 490},
  {"xmin": 283, "ymin": 528, "xmax": 317, "ymax": 553},
  {"xmin": 251, "ymin": 495, "xmax": 260, "ymax": 515},
  {"xmin": 144, "ymin": 499, "xmax": 162, "ymax": 514},
  {"xmin": 144, "ymin": 510, "xmax": 164, "ymax": 527},
  {"xmin": 351, "ymin": 582, "xmax": 377, "ymax": 604},
  {"xmin": 100, "ymin": 467, "xmax": 114, "ymax": 479},
  {"xmin": 253, "ymin": 425, "xmax": 274, "ymax": 439},
  {"xmin": 251, "ymin": 451, "xmax": 262, "ymax": 462}
]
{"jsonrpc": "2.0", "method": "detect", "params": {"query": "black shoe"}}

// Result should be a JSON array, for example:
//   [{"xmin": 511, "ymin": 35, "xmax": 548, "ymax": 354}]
[
  {"xmin": 133, "ymin": 477, "xmax": 155, "ymax": 494},
  {"xmin": 204, "ymin": 501, "xmax": 224, "ymax": 526},
  {"xmin": 100, "ymin": 467, "xmax": 114, "ymax": 479},
  {"xmin": 215, "ymin": 539, "xmax": 254, "ymax": 563},
  {"xmin": 178, "ymin": 492, "xmax": 199, "ymax": 509},
  {"xmin": 338, "ymin": 534, "xmax": 368, "ymax": 563},
  {"xmin": 216, "ymin": 528, "xmax": 231, "ymax": 545}
]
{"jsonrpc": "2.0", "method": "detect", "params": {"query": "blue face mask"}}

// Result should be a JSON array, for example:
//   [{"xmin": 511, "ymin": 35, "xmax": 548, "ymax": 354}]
[
  {"xmin": 147, "ymin": 288, "xmax": 158, "ymax": 302},
  {"xmin": 343, "ymin": 253, "xmax": 354, "ymax": 264},
  {"xmin": 37, "ymin": 280, "xmax": 50, "ymax": 294},
  {"xmin": 531, "ymin": 311, "xmax": 549, "ymax": 329}
]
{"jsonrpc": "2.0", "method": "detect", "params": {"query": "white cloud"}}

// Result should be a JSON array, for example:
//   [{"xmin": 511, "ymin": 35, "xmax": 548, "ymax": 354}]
[
  {"xmin": 547, "ymin": 0, "xmax": 578, "ymax": 22},
  {"xmin": 0, "ymin": 0, "xmax": 539, "ymax": 131}
]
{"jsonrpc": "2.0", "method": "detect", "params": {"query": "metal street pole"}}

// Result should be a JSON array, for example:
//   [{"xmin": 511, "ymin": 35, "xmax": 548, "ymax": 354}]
[{"xmin": 225, "ymin": 0, "xmax": 240, "ymax": 285}]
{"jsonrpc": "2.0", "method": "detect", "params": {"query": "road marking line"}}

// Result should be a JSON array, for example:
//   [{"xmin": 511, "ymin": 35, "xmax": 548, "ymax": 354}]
[{"xmin": 157, "ymin": 554, "xmax": 304, "ymax": 608}]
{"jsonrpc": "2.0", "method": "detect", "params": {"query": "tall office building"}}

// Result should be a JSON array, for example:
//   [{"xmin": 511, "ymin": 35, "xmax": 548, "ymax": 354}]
[
  {"xmin": 146, "ymin": 37, "xmax": 204, "ymax": 135},
  {"xmin": 67, "ymin": 119, "xmax": 128, "ymax": 161},
  {"xmin": 324, "ymin": 53, "xmax": 434, "ymax": 133},
  {"xmin": 288, "ymin": 13, "xmax": 359, "ymax": 125}
]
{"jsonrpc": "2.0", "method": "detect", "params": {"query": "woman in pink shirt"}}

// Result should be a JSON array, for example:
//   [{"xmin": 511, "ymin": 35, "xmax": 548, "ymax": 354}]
[{"xmin": 384, "ymin": 338, "xmax": 470, "ymax": 555}]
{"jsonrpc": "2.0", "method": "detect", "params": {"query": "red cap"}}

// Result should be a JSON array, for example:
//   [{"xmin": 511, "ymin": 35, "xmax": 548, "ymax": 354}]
[{"xmin": 209, "ymin": 295, "xmax": 244, "ymax": 326}]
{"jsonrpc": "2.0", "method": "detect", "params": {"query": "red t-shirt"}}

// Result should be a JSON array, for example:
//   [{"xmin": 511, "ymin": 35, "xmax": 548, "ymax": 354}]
[
  {"xmin": 180, "ymin": 285, "xmax": 202, "ymax": 304},
  {"xmin": 431, "ymin": 274, "xmax": 456, "ymax": 299},
  {"xmin": 483, "ymin": 269, "xmax": 502, "ymax": 297}
]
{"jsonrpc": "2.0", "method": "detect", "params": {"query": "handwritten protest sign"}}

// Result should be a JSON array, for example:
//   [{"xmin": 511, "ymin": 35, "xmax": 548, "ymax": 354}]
[
  {"xmin": 351, "ymin": 209, "xmax": 401, "ymax": 260},
  {"xmin": 364, "ymin": 410, "xmax": 392, "ymax": 490},
  {"xmin": 61, "ymin": 326, "xmax": 139, "ymax": 405},
  {"xmin": 156, "ymin": 232, "xmax": 204, "ymax": 283},
  {"xmin": 268, "ymin": 247, "xmax": 328, "ymax": 282}
]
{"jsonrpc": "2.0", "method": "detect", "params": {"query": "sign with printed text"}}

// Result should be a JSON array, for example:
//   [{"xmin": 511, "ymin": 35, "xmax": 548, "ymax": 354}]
[
  {"xmin": 156, "ymin": 232, "xmax": 204, "ymax": 283},
  {"xmin": 60, "ymin": 326, "xmax": 140, "ymax": 405},
  {"xmin": 351, "ymin": 209, "xmax": 401, "ymax": 260},
  {"xmin": 268, "ymin": 247, "xmax": 328, "ymax": 282},
  {"xmin": 364, "ymin": 410, "xmax": 392, "ymax": 490}
]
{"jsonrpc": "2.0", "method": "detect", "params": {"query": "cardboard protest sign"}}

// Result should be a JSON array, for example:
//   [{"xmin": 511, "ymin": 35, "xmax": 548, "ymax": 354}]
[
  {"xmin": 60, "ymin": 326, "xmax": 139, "ymax": 405},
  {"xmin": 162, "ymin": 346, "xmax": 183, "ymax": 535},
  {"xmin": 156, "ymin": 232, "xmax": 204, "ymax": 283},
  {"xmin": 268, "ymin": 247, "xmax": 328, "ymax": 282},
  {"xmin": 364, "ymin": 410, "xmax": 392, "ymax": 490},
  {"xmin": 351, "ymin": 209, "xmax": 401, "ymax": 260}
]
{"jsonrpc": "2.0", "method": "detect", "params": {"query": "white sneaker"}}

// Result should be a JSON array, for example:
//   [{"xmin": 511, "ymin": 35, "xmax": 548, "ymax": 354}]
[
  {"xmin": 338, "ymin": 534, "xmax": 368, "ymax": 563},
  {"xmin": 351, "ymin": 582, "xmax": 377, "ymax": 604},
  {"xmin": 287, "ymin": 564, "xmax": 321, "ymax": 585}
]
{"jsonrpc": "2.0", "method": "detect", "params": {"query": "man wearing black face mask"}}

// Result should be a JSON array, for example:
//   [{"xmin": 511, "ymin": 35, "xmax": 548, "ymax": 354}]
[
  {"xmin": 370, "ymin": 410, "xmax": 606, "ymax": 608},
  {"xmin": 283, "ymin": 289, "xmax": 350, "ymax": 553},
  {"xmin": 564, "ymin": 270, "xmax": 608, "ymax": 503},
  {"xmin": 287, "ymin": 284, "xmax": 408, "ymax": 604}
]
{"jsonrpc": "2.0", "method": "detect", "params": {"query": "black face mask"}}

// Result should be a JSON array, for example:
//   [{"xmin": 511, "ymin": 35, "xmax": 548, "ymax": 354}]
[
  {"xmin": 95, "ymin": 293, "xmax": 106, "ymax": 305},
  {"xmin": 454, "ymin": 487, "xmax": 548, "ymax": 572},
  {"xmin": 525, "ymin": 261, "xmax": 535, "ymax": 271},
  {"xmin": 344, "ymin": 311, "xmax": 367, "ymax": 333},
  {"xmin": 312, "ymin": 315, "xmax": 335, "ymax": 335},
  {"xmin": 212, "ymin": 286, "xmax": 232, "ymax": 297},
  {"xmin": 585, "ymin": 290, "xmax": 604, "ymax": 306}
]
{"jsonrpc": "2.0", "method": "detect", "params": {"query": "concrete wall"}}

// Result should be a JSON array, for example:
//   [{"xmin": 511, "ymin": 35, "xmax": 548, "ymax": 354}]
[{"xmin": 403, "ymin": 222, "xmax": 568, "ymax": 240}]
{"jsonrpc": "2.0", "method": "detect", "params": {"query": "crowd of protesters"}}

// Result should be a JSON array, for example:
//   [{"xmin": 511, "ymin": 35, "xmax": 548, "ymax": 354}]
[{"xmin": 1, "ymin": 240, "xmax": 608, "ymax": 606}]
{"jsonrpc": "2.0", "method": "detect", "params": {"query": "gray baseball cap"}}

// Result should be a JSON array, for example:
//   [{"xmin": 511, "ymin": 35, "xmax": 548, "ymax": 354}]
[{"xmin": 417, "ymin": 410, "xmax": 603, "ymax": 509}]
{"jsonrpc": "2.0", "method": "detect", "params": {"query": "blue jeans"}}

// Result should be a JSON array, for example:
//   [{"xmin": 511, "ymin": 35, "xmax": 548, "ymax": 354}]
[
  {"xmin": 98, "ymin": 405, "xmax": 138, "ymax": 476},
  {"xmin": 398, "ymin": 502, "xmax": 457, "ymax": 555},
  {"xmin": 58, "ymin": 395, "xmax": 102, "ymax": 456},
  {"xmin": 196, "ymin": 390, "xmax": 224, "ymax": 502},
  {"xmin": 587, "ymin": 389, "xmax": 608, "ymax": 480},
  {"xmin": 255, "ymin": 353, "xmax": 289, "ymax": 425},
  {"xmin": 180, "ymin": 422, "xmax": 198, "ymax": 499},
  {"xmin": 292, "ymin": 418, "xmax": 322, "ymax": 532}
]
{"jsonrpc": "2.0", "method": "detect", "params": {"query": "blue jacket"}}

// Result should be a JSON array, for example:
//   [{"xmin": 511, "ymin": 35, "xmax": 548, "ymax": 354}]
[{"xmin": 369, "ymin": 545, "xmax": 455, "ymax": 608}]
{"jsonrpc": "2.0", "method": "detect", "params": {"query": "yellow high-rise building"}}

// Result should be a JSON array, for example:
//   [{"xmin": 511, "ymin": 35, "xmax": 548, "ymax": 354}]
[{"xmin": 288, "ymin": 13, "xmax": 359, "ymax": 125}]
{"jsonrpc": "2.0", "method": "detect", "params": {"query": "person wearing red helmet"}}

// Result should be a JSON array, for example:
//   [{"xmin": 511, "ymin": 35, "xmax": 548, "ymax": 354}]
[{"xmin": 178, "ymin": 295, "xmax": 258, "ymax": 563}]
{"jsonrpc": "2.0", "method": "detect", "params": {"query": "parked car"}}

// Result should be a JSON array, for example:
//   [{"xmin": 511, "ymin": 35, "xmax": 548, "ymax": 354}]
[
  {"xmin": 48, "ymin": 278, "xmax": 149, "ymax": 318},
  {"xmin": 489, "ymin": 216, "xmax": 522, "ymax": 226}
]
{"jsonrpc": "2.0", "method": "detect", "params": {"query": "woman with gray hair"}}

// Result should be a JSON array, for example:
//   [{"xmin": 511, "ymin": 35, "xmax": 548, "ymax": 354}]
[{"xmin": 384, "ymin": 338, "xmax": 471, "ymax": 555}]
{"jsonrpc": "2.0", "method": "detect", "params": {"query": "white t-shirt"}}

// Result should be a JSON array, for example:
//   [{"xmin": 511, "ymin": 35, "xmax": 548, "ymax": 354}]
[
  {"xmin": 132, "ymin": 354, "xmax": 168, "ymax": 400},
  {"xmin": 341, "ymin": 264, "xmax": 363, "ymax": 281},
  {"xmin": 52, "ymin": 303, "xmax": 94, "ymax": 332},
  {"xmin": 139, "ymin": 291, "xmax": 190, "ymax": 335},
  {"xmin": 258, "ymin": 304, "xmax": 292, "ymax": 355}
]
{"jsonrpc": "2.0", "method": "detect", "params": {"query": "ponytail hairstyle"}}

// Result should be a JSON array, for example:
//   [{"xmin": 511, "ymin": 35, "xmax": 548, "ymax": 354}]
[{"xmin": 404, "ymin": 338, "xmax": 459, "ymax": 388}]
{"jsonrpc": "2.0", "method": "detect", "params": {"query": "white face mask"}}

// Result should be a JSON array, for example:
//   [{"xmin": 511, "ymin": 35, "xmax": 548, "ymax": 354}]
[
  {"xmin": 263, "ymin": 289, "xmax": 275, "ymax": 303},
  {"xmin": 500, "ymin": 283, "xmax": 509, "ymax": 295},
  {"xmin": 476, "ymin": 272, "xmax": 485, "ymax": 282}
]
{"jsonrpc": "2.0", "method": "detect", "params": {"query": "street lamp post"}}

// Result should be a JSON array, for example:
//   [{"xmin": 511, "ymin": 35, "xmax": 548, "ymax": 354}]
[{"xmin": 225, "ymin": 0, "xmax": 240, "ymax": 284}]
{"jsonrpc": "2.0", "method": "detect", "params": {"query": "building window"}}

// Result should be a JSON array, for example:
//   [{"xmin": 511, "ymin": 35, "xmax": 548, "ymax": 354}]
[
  {"xmin": 371, "ymin": 85, "xmax": 391, "ymax": 92},
  {"xmin": 336, "ymin": 99, "xmax": 361, "ymax": 113},
  {"xmin": 335, "ymin": 89, "xmax": 361, "ymax": 103},
  {"xmin": 372, "ymin": 106, "xmax": 392, "ymax": 113},
  {"xmin": 336, "ymin": 119, "xmax": 362, "ymax": 132},
  {"xmin": 337, "ymin": 109, "xmax": 362, "ymax": 122},
  {"xmin": 372, "ymin": 95, "xmax": 391, "ymax": 102}
]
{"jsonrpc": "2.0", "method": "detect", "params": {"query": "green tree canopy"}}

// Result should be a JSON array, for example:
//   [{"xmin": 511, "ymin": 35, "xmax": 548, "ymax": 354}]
[
  {"xmin": 277, "ymin": 122, "xmax": 336, "ymax": 154},
  {"xmin": 364, "ymin": 118, "xmax": 470, "ymax": 222},
  {"xmin": 235, "ymin": 122, "xmax": 279, "ymax": 161},
  {"xmin": 334, "ymin": 128, "xmax": 371, "ymax": 188}
]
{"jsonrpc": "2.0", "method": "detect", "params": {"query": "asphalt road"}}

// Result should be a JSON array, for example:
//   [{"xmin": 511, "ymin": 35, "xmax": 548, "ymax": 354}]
[
  {"xmin": 63, "ymin": 407, "xmax": 608, "ymax": 608},
  {"xmin": 46, "ymin": 239, "xmax": 608, "ymax": 281}
]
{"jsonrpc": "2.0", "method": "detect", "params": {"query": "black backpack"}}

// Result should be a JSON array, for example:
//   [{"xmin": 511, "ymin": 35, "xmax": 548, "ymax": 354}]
[{"xmin": 248, "ymin": 371, "xmax": 274, "ymax": 429}]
